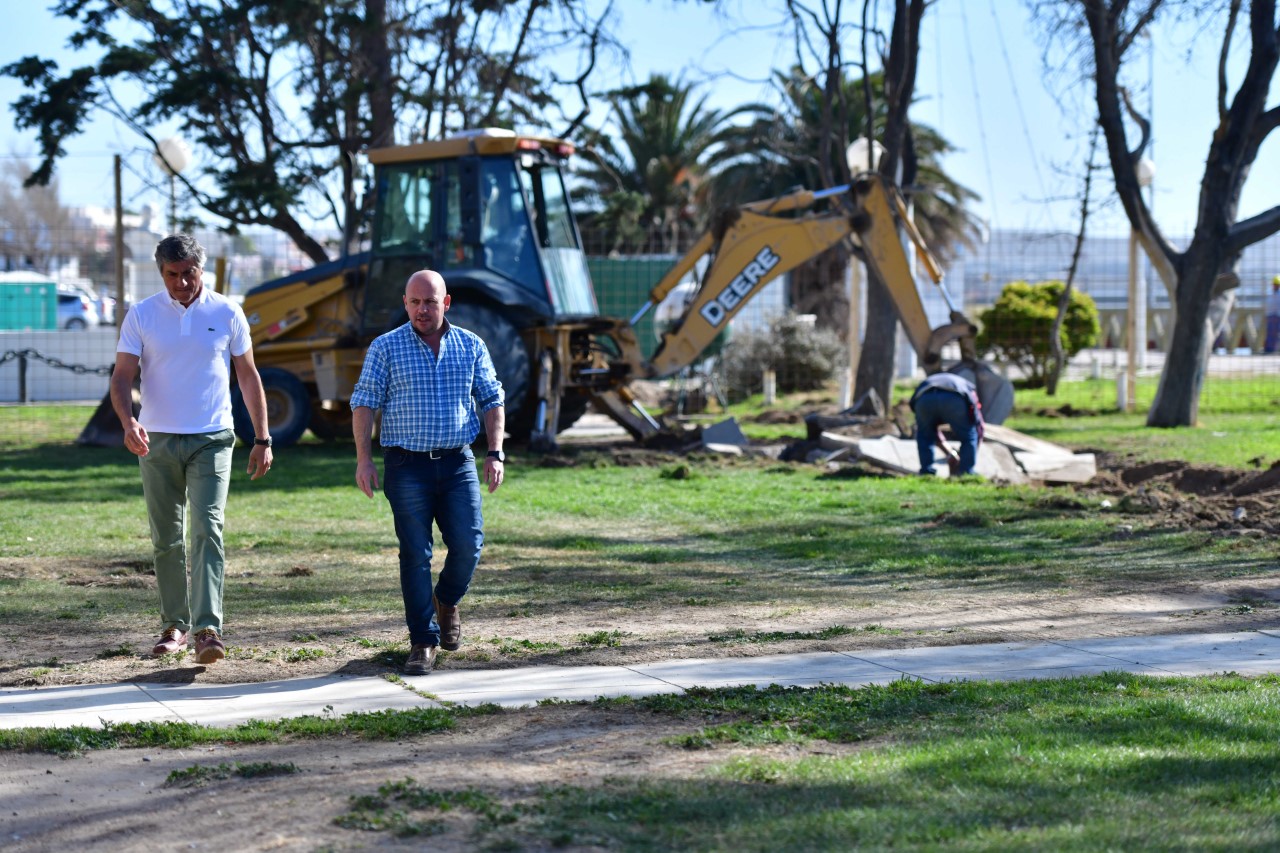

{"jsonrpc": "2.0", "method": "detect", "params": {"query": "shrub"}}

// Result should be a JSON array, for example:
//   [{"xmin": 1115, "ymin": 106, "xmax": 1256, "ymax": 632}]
[
  {"xmin": 976, "ymin": 281, "xmax": 1099, "ymax": 388},
  {"xmin": 718, "ymin": 312, "xmax": 844, "ymax": 397}
]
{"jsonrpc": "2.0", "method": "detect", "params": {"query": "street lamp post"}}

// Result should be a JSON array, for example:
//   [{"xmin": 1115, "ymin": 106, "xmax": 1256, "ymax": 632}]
[
  {"xmin": 1126, "ymin": 156, "xmax": 1156, "ymax": 412},
  {"xmin": 153, "ymin": 136, "xmax": 192, "ymax": 233}
]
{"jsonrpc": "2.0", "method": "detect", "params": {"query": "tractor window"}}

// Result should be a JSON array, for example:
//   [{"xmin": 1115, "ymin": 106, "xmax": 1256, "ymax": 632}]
[
  {"xmin": 441, "ymin": 162, "xmax": 477, "ymax": 268},
  {"xmin": 374, "ymin": 163, "xmax": 436, "ymax": 254},
  {"xmin": 540, "ymin": 168, "xmax": 578, "ymax": 249},
  {"xmin": 478, "ymin": 159, "xmax": 539, "ymax": 288},
  {"xmin": 518, "ymin": 160, "xmax": 598, "ymax": 316}
]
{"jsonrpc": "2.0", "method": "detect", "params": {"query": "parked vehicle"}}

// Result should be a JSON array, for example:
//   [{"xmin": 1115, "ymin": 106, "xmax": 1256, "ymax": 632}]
[
  {"xmin": 56, "ymin": 289, "xmax": 101, "ymax": 330},
  {"xmin": 95, "ymin": 293, "xmax": 117, "ymax": 325}
]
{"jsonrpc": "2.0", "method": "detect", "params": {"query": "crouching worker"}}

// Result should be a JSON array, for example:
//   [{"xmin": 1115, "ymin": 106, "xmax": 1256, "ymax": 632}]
[{"xmin": 909, "ymin": 371, "xmax": 984, "ymax": 477}]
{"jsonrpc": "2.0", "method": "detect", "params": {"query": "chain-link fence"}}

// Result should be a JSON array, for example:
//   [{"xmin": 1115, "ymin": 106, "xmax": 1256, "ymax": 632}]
[{"xmin": 2, "ymin": 223, "xmax": 1277, "ymax": 446}]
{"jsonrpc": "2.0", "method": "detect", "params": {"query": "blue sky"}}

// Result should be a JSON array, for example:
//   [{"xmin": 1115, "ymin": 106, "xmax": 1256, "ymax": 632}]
[{"xmin": 2, "ymin": 0, "xmax": 1276, "ymax": 239}]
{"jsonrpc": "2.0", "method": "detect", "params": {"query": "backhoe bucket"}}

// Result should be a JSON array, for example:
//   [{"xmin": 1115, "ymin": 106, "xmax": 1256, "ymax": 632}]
[{"xmin": 76, "ymin": 384, "xmax": 138, "ymax": 447}]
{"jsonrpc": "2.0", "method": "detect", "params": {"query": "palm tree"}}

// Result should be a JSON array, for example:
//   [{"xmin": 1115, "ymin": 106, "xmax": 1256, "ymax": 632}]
[{"xmin": 577, "ymin": 74, "xmax": 740, "ymax": 253}]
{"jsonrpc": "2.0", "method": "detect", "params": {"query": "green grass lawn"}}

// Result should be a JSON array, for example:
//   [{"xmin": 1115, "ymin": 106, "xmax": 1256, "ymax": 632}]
[{"xmin": 1, "ymin": 383, "xmax": 1278, "ymax": 849}]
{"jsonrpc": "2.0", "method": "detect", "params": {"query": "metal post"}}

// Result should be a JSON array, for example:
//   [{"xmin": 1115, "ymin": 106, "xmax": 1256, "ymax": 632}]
[
  {"xmin": 847, "ymin": 260, "xmax": 863, "ymax": 403},
  {"xmin": 18, "ymin": 352, "xmax": 27, "ymax": 403},
  {"xmin": 114, "ymin": 155, "xmax": 126, "ymax": 330},
  {"xmin": 1126, "ymin": 228, "xmax": 1139, "ymax": 412}
]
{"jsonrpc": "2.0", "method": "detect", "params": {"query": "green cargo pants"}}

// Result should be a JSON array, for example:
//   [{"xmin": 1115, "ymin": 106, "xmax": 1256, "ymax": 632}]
[{"xmin": 138, "ymin": 429, "xmax": 236, "ymax": 636}]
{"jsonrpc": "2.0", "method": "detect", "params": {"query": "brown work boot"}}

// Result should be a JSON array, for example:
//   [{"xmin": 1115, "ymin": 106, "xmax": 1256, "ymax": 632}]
[
  {"xmin": 434, "ymin": 594, "xmax": 461, "ymax": 651},
  {"xmin": 403, "ymin": 644, "xmax": 437, "ymax": 675},
  {"xmin": 193, "ymin": 628, "xmax": 226, "ymax": 664},
  {"xmin": 151, "ymin": 626, "xmax": 189, "ymax": 656}
]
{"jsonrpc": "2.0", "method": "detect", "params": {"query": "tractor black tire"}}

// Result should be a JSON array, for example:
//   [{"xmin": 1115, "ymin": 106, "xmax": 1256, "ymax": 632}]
[
  {"xmin": 308, "ymin": 402, "xmax": 354, "ymax": 442},
  {"xmin": 232, "ymin": 367, "xmax": 311, "ymax": 447},
  {"xmin": 446, "ymin": 303, "xmax": 533, "ymax": 436}
]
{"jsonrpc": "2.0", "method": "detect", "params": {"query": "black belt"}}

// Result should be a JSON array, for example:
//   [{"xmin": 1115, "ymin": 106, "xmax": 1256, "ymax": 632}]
[{"xmin": 394, "ymin": 447, "xmax": 464, "ymax": 459}]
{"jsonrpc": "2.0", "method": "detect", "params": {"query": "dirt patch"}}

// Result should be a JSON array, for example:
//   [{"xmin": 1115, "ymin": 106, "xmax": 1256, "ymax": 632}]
[
  {"xmin": 1080, "ymin": 453, "xmax": 1280, "ymax": 534},
  {"xmin": 3, "ymin": 703, "xmax": 806, "ymax": 851}
]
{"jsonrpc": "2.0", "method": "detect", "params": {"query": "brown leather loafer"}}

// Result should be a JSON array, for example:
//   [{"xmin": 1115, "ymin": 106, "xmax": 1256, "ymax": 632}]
[
  {"xmin": 151, "ymin": 626, "xmax": 189, "ymax": 656},
  {"xmin": 434, "ymin": 594, "xmax": 461, "ymax": 651},
  {"xmin": 404, "ymin": 644, "xmax": 437, "ymax": 675},
  {"xmin": 193, "ymin": 628, "xmax": 226, "ymax": 664}
]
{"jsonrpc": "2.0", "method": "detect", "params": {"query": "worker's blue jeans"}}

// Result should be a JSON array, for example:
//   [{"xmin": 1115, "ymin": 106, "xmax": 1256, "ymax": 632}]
[
  {"xmin": 914, "ymin": 389, "xmax": 980, "ymax": 475},
  {"xmin": 382, "ymin": 447, "xmax": 484, "ymax": 647}
]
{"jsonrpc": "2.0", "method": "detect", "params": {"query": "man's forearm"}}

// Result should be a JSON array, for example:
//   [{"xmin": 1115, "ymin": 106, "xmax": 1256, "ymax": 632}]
[
  {"xmin": 353, "ymin": 407, "xmax": 375, "ymax": 463},
  {"xmin": 484, "ymin": 406, "xmax": 505, "ymax": 451}
]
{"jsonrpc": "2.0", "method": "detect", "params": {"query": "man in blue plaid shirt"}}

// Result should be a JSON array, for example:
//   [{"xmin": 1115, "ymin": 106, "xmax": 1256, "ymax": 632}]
[{"xmin": 352, "ymin": 269, "xmax": 506, "ymax": 675}]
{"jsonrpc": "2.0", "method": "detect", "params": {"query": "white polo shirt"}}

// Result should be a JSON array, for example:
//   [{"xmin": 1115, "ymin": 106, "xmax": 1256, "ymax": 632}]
[{"xmin": 117, "ymin": 287, "xmax": 253, "ymax": 434}]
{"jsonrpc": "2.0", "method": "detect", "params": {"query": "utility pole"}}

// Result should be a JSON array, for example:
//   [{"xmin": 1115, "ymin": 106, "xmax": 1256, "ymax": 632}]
[{"xmin": 114, "ymin": 154, "xmax": 125, "ymax": 330}]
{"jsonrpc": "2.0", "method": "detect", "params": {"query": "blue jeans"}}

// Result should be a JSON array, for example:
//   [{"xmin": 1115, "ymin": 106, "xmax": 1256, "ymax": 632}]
[
  {"xmin": 138, "ymin": 429, "xmax": 236, "ymax": 635},
  {"xmin": 382, "ymin": 447, "xmax": 484, "ymax": 646},
  {"xmin": 914, "ymin": 389, "xmax": 980, "ymax": 475}
]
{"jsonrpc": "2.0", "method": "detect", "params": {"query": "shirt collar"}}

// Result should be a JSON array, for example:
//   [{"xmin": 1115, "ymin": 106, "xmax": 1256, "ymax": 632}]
[{"xmin": 169, "ymin": 286, "xmax": 209, "ymax": 311}]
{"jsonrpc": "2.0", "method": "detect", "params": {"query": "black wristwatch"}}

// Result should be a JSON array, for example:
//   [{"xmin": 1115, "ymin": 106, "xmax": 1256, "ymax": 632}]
[
  {"xmin": 254, "ymin": 437, "xmax": 272, "ymax": 447},
  {"xmin": 486, "ymin": 450, "xmax": 506, "ymax": 463}
]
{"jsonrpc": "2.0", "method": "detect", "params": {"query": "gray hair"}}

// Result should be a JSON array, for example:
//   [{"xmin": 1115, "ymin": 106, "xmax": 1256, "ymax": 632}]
[{"xmin": 154, "ymin": 234, "xmax": 206, "ymax": 273}]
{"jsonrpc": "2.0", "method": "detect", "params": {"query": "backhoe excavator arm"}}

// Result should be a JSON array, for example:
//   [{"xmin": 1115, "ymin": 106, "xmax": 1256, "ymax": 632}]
[
  {"xmin": 637, "ymin": 186, "xmax": 858, "ymax": 379},
  {"xmin": 637, "ymin": 176, "xmax": 974, "ymax": 379},
  {"xmin": 847, "ymin": 177, "xmax": 978, "ymax": 373},
  {"xmin": 619, "ymin": 175, "xmax": 1014, "ymax": 425}
]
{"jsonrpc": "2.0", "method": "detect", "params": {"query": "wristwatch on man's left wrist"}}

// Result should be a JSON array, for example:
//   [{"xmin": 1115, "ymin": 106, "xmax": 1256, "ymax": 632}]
[
  {"xmin": 486, "ymin": 449, "xmax": 505, "ymax": 463},
  {"xmin": 254, "ymin": 436, "xmax": 272, "ymax": 448}
]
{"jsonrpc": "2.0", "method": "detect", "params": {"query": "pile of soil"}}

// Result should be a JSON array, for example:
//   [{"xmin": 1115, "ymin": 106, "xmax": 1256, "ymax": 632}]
[{"xmin": 1081, "ymin": 453, "xmax": 1280, "ymax": 535}]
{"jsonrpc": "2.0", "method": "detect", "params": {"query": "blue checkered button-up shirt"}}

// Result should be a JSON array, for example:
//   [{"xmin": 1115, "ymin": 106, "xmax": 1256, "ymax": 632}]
[{"xmin": 350, "ymin": 320, "xmax": 505, "ymax": 451}]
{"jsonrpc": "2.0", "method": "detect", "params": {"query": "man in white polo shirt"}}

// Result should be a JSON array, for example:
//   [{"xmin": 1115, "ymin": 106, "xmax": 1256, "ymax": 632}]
[{"xmin": 110, "ymin": 234, "xmax": 274, "ymax": 665}]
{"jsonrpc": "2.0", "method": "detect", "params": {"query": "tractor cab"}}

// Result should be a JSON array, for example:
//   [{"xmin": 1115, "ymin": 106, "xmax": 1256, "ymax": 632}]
[{"xmin": 364, "ymin": 129, "xmax": 598, "ymax": 336}]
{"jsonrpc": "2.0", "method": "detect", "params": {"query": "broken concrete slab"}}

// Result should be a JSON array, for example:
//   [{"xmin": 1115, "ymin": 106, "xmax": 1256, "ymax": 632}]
[
  {"xmin": 852, "ymin": 435, "xmax": 921, "ymax": 476},
  {"xmin": 975, "ymin": 442, "xmax": 1030, "ymax": 484},
  {"xmin": 1014, "ymin": 451, "xmax": 1097, "ymax": 484},
  {"xmin": 819, "ymin": 423, "xmax": 1096, "ymax": 484},
  {"xmin": 854, "ymin": 435, "xmax": 1028, "ymax": 483},
  {"xmin": 982, "ymin": 423, "xmax": 1079, "ymax": 457},
  {"xmin": 702, "ymin": 442, "xmax": 745, "ymax": 456},
  {"xmin": 701, "ymin": 417, "xmax": 748, "ymax": 447}
]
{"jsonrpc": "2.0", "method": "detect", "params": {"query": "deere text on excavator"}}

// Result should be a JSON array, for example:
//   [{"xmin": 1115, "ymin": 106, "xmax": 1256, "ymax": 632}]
[{"xmin": 86, "ymin": 128, "xmax": 1011, "ymax": 450}]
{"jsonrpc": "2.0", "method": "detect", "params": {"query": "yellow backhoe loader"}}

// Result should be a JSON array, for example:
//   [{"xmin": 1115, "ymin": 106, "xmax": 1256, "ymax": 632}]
[{"xmin": 80, "ymin": 128, "xmax": 1010, "ymax": 450}]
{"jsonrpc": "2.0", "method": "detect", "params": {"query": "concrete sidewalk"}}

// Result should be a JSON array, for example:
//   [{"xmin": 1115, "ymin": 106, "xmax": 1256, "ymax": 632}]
[{"xmin": 4, "ymin": 629, "xmax": 1279, "ymax": 730}]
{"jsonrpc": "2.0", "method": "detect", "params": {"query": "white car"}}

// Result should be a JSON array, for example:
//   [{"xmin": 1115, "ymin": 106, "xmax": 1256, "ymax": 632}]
[{"xmin": 56, "ymin": 289, "xmax": 101, "ymax": 330}]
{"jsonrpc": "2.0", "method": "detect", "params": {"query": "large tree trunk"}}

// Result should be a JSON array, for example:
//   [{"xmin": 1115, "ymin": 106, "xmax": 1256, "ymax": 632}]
[
  {"xmin": 789, "ymin": 245, "xmax": 851, "ymax": 335},
  {"xmin": 854, "ymin": 272, "xmax": 899, "ymax": 405},
  {"xmin": 852, "ymin": 0, "xmax": 924, "ymax": 407},
  {"xmin": 1078, "ymin": 1, "xmax": 1280, "ymax": 427},
  {"xmin": 1148, "ymin": 244, "xmax": 1239, "ymax": 426}
]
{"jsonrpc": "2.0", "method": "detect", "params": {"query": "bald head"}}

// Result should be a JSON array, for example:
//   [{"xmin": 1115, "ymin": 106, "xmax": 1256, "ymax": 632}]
[{"xmin": 403, "ymin": 269, "xmax": 450, "ymax": 339}]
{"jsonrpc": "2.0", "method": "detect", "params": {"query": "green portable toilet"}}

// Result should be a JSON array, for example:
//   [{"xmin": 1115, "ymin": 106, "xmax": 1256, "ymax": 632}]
[{"xmin": 0, "ymin": 272, "xmax": 58, "ymax": 331}]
